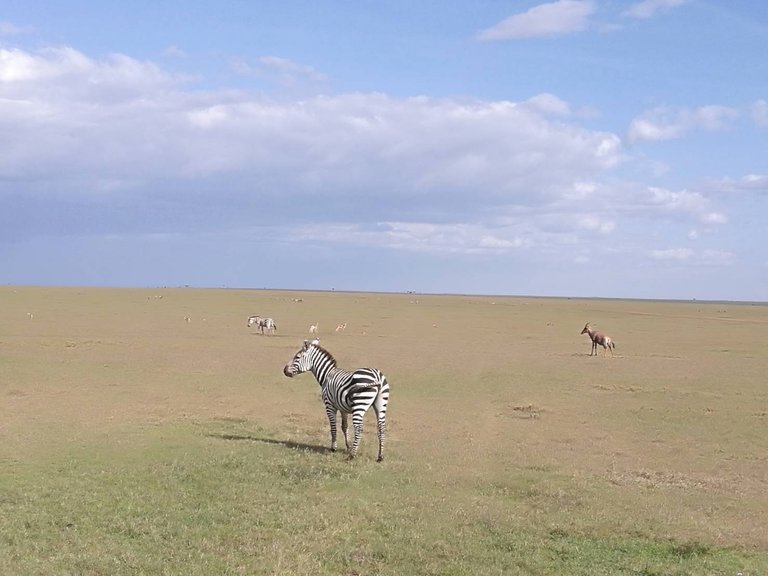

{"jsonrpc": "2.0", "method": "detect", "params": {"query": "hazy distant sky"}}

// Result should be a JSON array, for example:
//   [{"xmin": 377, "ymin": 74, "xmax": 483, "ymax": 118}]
[{"xmin": 1, "ymin": 1, "xmax": 766, "ymax": 300}]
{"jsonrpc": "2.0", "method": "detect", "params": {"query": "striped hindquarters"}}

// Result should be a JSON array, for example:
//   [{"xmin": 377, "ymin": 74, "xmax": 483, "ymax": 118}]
[{"xmin": 325, "ymin": 368, "xmax": 387, "ymax": 415}]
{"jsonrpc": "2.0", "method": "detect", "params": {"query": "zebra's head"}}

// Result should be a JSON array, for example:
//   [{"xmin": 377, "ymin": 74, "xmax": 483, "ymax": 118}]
[
  {"xmin": 248, "ymin": 315, "xmax": 261, "ymax": 327},
  {"xmin": 283, "ymin": 339, "xmax": 321, "ymax": 377}
]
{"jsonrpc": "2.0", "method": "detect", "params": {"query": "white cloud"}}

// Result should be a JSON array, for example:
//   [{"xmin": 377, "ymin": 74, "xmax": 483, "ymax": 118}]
[
  {"xmin": 290, "ymin": 222, "xmax": 530, "ymax": 255},
  {"xmin": 259, "ymin": 56, "xmax": 326, "ymax": 81},
  {"xmin": 701, "ymin": 249, "xmax": 733, "ymax": 264},
  {"xmin": 752, "ymin": 99, "xmax": 768, "ymax": 127},
  {"xmin": 650, "ymin": 247, "xmax": 733, "ymax": 266},
  {"xmin": 651, "ymin": 247, "xmax": 693, "ymax": 260},
  {"xmin": 478, "ymin": 0, "xmax": 595, "ymax": 40},
  {"xmin": 0, "ymin": 45, "xmax": 633, "ymax": 258},
  {"xmin": 231, "ymin": 55, "xmax": 327, "ymax": 90},
  {"xmin": 742, "ymin": 174, "xmax": 768, "ymax": 186},
  {"xmin": 0, "ymin": 21, "xmax": 32, "ymax": 36},
  {"xmin": 577, "ymin": 214, "xmax": 615, "ymax": 234},
  {"xmin": 628, "ymin": 105, "xmax": 739, "ymax": 143},
  {"xmin": 713, "ymin": 173, "xmax": 768, "ymax": 194},
  {"xmin": 626, "ymin": 117, "xmax": 681, "ymax": 142},
  {"xmin": 0, "ymin": 46, "xmax": 177, "ymax": 98},
  {"xmin": 643, "ymin": 187, "xmax": 727, "ymax": 224},
  {"xmin": 522, "ymin": 93, "xmax": 571, "ymax": 116},
  {"xmin": 163, "ymin": 45, "xmax": 187, "ymax": 58},
  {"xmin": 0, "ymin": 44, "xmax": 734, "ymax": 266},
  {"xmin": 647, "ymin": 186, "xmax": 706, "ymax": 211},
  {"xmin": 694, "ymin": 105, "xmax": 740, "ymax": 130},
  {"xmin": 701, "ymin": 212, "xmax": 727, "ymax": 224},
  {"xmin": 623, "ymin": 0, "xmax": 690, "ymax": 19}
]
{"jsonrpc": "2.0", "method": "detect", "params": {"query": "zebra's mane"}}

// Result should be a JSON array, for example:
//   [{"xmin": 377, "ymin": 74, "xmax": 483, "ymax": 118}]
[{"xmin": 310, "ymin": 342, "xmax": 337, "ymax": 367}]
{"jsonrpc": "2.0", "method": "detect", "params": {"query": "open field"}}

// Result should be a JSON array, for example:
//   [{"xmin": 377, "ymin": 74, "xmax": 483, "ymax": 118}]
[{"xmin": 1, "ymin": 285, "xmax": 767, "ymax": 575}]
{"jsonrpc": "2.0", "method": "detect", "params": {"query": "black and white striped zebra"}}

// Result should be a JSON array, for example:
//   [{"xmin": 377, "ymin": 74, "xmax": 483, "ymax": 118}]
[
  {"xmin": 283, "ymin": 339, "xmax": 390, "ymax": 461},
  {"xmin": 247, "ymin": 315, "xmax": 277, "ymax": 335}
]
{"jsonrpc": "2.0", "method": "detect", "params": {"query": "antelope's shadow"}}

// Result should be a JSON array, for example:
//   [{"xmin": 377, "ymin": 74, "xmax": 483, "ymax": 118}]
[{"xmin": 207, "ymin": 432, "xmax": 328, "ymax": 455}]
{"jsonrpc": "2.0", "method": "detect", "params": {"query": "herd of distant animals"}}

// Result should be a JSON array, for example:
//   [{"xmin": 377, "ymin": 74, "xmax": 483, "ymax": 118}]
[
  {"xmin": 247, "ymin": 314, "xmax": 616, "ymax": 357},
  {"xmin": 242, "ymin": 310, "xmax": 616, "ymax": 461},
  {"xmin": 248, "ymin": 317, "xmax": 349, "ymax": 336}
]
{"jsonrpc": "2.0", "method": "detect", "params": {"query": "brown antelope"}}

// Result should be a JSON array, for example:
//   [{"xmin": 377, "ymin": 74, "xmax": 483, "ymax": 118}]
[{"xmin": 581, "ymin": 322, "xmax": 616, "ymax": 356}]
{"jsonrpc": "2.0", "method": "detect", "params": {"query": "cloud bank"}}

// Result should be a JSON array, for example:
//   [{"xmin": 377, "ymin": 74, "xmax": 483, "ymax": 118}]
[
  {"xmin": 1, "ymin": 45, "xmax": 634, "ymax": 253},
  {"xmin": 0, "ymin": 42, "xmax": 739, "ymax": 295}
]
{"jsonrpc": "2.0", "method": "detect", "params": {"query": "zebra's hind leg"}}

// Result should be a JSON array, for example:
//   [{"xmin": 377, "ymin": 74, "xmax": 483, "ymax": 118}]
[
  {"xmin": 341, "ymin": 412, "xmax": 350, "ymax": 451},
  {"xmin": 376, "ymin": 416, "xmax": 386, "ymax": 462},
  {"xmin": 326, "ymin": 407, "xmax": 338, "ymax": 452},
  {"xmin": 373, "ymin": 381, "xmax": 389, "ymax": 462},
  {"xmin": 348, "ymin": 414, "xmax": 364, "ymax": 459}
]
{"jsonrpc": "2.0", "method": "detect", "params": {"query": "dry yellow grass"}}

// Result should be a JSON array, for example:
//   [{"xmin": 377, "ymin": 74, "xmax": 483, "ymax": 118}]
[{"xmin": 1, "ymin": 285, "xmax": 767, "ymax": 573}]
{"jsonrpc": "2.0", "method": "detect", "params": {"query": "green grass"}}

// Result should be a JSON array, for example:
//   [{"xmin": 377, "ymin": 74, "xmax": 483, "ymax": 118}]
[
  {"xmin": 1, "ymin": 286, "xmax": 767, "ymax": 574},
  {"xmin": 2, "ymin": 417, "xmax": 764, "ymax": 575}
]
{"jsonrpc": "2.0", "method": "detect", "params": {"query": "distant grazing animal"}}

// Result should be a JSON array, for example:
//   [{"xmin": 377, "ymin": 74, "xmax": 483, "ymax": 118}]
[
  {"xmin": 335, "ymin": 322, "xmax": 347, "ymax": 333},
  {"xmin": 283, "ymin": 339, "xmax": 390, "ymax": 461},
  {"xmin": 581, "ymin": 322, "xmax": 616, "ymax": 356},
  {"xmin": 309, "ymin": 323, "xmax": 319, "ymax": 334},
  {"xmin": 248, "ymin": 315, "xmax": 277, "ymax": 335}
]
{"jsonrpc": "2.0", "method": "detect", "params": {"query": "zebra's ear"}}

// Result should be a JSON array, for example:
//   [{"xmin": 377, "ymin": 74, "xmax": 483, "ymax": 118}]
[
  {"xmin": 302, "ymin": 339, "xmax": 309, "ymax": 349},
  {"xmin": 311, "ymin": 338, "xmax": 320, "ymax": 346}
]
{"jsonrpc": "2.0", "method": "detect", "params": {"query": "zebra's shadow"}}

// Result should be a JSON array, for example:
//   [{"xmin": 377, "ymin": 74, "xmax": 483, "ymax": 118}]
[{"xmin": 207, "ymin": 432, "xmax": 329, "ymax": 455}]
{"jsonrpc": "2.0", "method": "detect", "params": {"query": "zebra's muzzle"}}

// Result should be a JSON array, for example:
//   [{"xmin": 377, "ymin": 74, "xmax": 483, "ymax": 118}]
[{"xmin": 283, "ymin": 365, "xmax": 295, "ymax": 377}]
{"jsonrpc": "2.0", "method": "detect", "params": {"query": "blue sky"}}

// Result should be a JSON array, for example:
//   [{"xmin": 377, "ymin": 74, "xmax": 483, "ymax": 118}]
[{"xmin": 1, "ymin": 1, "xmax": 766, "ymax": 300}]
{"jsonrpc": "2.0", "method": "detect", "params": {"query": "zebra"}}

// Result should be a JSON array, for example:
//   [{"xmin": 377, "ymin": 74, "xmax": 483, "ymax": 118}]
[
  {"xmin": 247, "ymin": 315, "xmax": 277, "ymax": 335},
  {"xmin": 283, "ymin": 339, "xmax": 390, "ymax": 461}
]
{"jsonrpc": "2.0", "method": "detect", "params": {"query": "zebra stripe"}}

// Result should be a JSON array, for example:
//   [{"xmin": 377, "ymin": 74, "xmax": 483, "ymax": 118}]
[{"xmin": 283, "ymin": 339, "xmax": 390, "ymax": 461}]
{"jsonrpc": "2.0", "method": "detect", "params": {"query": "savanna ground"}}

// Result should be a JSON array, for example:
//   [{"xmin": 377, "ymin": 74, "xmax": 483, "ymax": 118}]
[{"xmin": 1, "ymin": 285, "xmax": 766, "ymax": 575}]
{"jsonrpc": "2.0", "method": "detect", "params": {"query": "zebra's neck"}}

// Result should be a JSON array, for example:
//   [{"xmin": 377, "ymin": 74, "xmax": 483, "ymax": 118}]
[{"xmin": 309, "ymin": 347, "xmax": 336, "ymax": 386}]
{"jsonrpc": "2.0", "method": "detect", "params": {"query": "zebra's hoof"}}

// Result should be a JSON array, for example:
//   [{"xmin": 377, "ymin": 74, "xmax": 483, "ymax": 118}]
[
  {"xmin": 330, "ymin": 447, "xmax": 337, "ymax": 453},
  {"xmin": 376, "ymin": 456, "xmax": 384, "ymax": 463}
]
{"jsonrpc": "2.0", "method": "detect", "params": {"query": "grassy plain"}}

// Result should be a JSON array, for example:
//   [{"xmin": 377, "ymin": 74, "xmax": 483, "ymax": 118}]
[{"xmin": 1, "ymin": 285, "xmax": 767, "ymax": 575}]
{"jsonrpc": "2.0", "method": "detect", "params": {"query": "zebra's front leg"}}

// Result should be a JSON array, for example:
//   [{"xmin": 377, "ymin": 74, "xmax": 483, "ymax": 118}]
[
  {"xmin": 341, "ymin": 412, "xmax": 350, "ymax": 451},
  {"xmin": 326, "ymin": 406, "xmax": 339, "ymax": 453}
]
